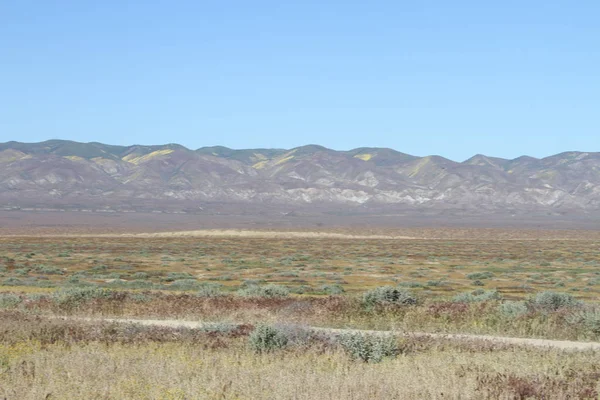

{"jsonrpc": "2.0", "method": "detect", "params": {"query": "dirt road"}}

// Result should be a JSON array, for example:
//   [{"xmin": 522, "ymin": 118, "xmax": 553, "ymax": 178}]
[{"xmin": 57, "ymin": 316, "xmax": 600, "ymax": 351}]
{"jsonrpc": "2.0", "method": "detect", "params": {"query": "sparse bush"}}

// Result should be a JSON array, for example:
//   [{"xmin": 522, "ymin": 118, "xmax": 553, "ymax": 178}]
[
  {"xmin": 362, "ymin": 286, "xmax": 417, "ymax": 307},
  {"xmin": 2, "ymin": 278, "xmax": 22, "ymax": 286},
  {"xmin": 271, "ymin": 324, "xmax": 314, "ymax": 347},
  {"xmin": 528, "ymin": 291, "xmax": 581, "ymax": 312},
  {"xmin": 164, "ymin": 272, "xmax": 194, "ymax": 282},
  {"xmin": 426, "ymin": 280, "xmax": 445, "ymax": 287},
  {"xmin": 289, "ymin": 286, "xmax": 307, "ymax": 294},
  {"xmin": 566, "ymin": 308, "xmax": 600, "ymax": 335},
  {"xmin": 32, "ymin": 265, "xmax": 64, "ymax": 275},
  {"xmin": 249, "ymin": 324, "xmax": 288, "ymax": 353},
  {"xmin": 241, "ymin": 279, "xmax": 266, "ymax": 287},
  {"xmin": 129, "ymin": 293, "xmax": 151, "ymax": 303},
  {"xmin": 90, "ymin": 265, "xmax": 108, "ymax": 273},
  {"xmin": 397, "ymin": 281, "xmax": 424, "ymax": 288},
  {"xmin": 278, "ymin": 271, "xmax": 299, "ymax": 277},
  {"xmin": 466, "ymin": 272, "xmax": 494, "ymax": 280},
  {"xmin": 238, "ymin": 284, "xmax": 289, "ymax": 298},
  {"xmin": 0, "ymin": 293, "xmax": 22, "ymax": 308},
  {"xmin": 51, "ymin": 287, "xmax": 114, "ymax": 308},
  {"xmin": 169, "ymin": 279, "xmax": 199, "ymax": 290},
  {"xmin": 196, "ymin": 283, "xmax": 224, "ymax": 297},
  {"xmin": 453, "ymin": 289, "xmax": 501, "ymax": 303},
  {"xmin": 338, "ymin": 333, "xmax": 400, "ymax": 363},
  {"xmin": 320, "ymin": 284, "xmax": 345, "ymax": 295},
  {"xmin": 126, "ymin": 280, "xmax": 154, "ymax": 289},
  {"xmin": 200, "ymin": 322, "xmax": 238, "ymax": 334},
  {"xmin": 499, "ymin": 301, "xmax": 528, "ymax": 318}
]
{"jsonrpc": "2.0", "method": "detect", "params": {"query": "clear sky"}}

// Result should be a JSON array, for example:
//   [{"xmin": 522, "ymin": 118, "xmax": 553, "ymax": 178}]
[{"xmin": 1, "ymin": 1, "xmax": 598, "ymax": 161}]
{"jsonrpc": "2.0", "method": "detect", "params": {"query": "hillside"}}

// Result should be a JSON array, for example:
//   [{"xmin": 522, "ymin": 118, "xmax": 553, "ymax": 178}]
[{"xmin": 1, "ymin": 140, "xmax": 599, "ymax": 215}]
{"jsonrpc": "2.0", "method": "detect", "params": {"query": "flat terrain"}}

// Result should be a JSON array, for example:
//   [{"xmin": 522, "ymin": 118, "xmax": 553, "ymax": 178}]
[
  {"xmin": 2, "ymin": 213, "xmax": 600, "ymax": 399},
  {"xmin": 3, "ymin": 210, "xmax": 600, "ymax": 235},
  {"xmin": 2, "ymin": 229, "xmax": 600, "ymax": 298}
]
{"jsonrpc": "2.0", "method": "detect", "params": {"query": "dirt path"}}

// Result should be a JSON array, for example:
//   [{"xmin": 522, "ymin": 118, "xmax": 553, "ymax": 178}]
[{"xmin": 57, "ymin": 316, "xmax": 600, "ymax": 351}]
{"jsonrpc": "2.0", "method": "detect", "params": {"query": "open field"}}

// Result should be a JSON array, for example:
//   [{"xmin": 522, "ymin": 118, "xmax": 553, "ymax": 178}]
[
  {"xmin": 2, "ymin": 221, "xmax": 600, "ymax": 398},
  {"xmin": 1, "ymin": 312, "xmax": 600, "ymax": 399},
  {"xmin": 3, "ymin": 210, "xmax": 600, "ymax": 235},
  {"xmin": 2, "ymin": 232, "xmax": 600, "ymax": 298}
]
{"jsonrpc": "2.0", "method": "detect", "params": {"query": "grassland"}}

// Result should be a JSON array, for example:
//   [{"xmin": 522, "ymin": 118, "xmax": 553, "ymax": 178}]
[
  {"xmin": 2, "ymin": 227, "xmax": 600, "ymax": 398},
  {"xmin": 1, "ymin": 312, "xmax": 600, "ymax": 399},
  {"xmin": 2, "ymin": 233, "xmax": 600, "ymax": 298}
]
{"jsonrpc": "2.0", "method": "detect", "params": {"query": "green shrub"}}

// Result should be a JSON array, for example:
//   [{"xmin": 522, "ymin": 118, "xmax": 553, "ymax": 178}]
[
  {"xmin": 129, "ymin": 293, "xmax": 152, "ymax": 303},
  {"xmin": 397, "ymin": 281, "xmax": 424, "ymax": 288},
  {"xmin": 249, "ymin": 324, "xmax": 288, "ymax": 353},
  {"xmin": 320, "ymin": 284, "xmax": 345, "ymax": 295},
  {"xmin": 271, "ymin": 324, "xmax": 313, "ymax": 347},
  {"xmin": 498, "ymin": 301, "xmax": 528, "ymax": 318},
  {"xmin": 338, "ymin": 333, "xmax": 399, "ymax": 363},
  {"xmin": 362, "ymin": 286, "xmax": 417, "ymax": 307},
  {"xmin": 14, "ymin": 268, "xmax": 29, "ymax": 276},
  {"xmin": 241, "ymin": 279, "xmax": 266, "ymax": 287},
  {"xmin": 453, "ymin": 289, "xmax": 501, "ymax": 303},
  {"xmin": 212, "ymin": 275, "xmax": 232, "ymax": 281},
  {"xmin": 200, "ymin": 322, "xmax": 238, "ymax": 334},
  {"xmin": 529, "ymin": 291, "xmax": 581, "ymax": 312},
  {"xmin": 90, "ymin": 265, "xmax": 108, "ymax": 273},
  {"xmin": 164, "ymin": 272, "xmax": 194, "ymax": 282},
  {"xmin": 127, "ymin": 280, "xmax": 154, "ymax": 289},
  {"xmin": 426, "ymin": 280, "xmax": 445, "ymax": 287},
  {"xmin": 169, "ymin": 279, "xmax": 199, "ymax": 290},
  {"xmin": 2, "ymin": 278, "xmax": 23, "ymax": 286},
  {"xmin": 33, "ymin": 265, "xmax": 64, "ymax": 275},
  {"xmin": 288, "ymin": 286, "xmax": 307, "ymax": 295},
  {"xmin": 0, "ymin": 293, "xmax": 22, "ymax": 308},
  {"xmin": 566, "ymin": 308, "xmax": 600, "ymax": 335},
  {"xmin": 196, "ymin": 283, "xmax": 224, "ymax": 297},
  {"xmin": 466, "ymin": 272, "xmax": 494, "ymax": 280},
  {"xmin": 238, "ymin": 284, "xmax": 289, "ymax": 298},
  {"xmin": 51, "ymin": 287, "xmax": 114, "ymax": 308},
  {"xmin": 278, "ymin": 271, "xmax": 299, "ymax": 277}
]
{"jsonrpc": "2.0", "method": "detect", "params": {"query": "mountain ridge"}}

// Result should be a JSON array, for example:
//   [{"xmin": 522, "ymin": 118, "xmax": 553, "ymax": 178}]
[
  {"xmin": 0, "ymin": 139, "xmax": 553, "ymax": 163},
  {"xmin": 0, "ymin": 140, "xmax": 599, "ymax": 215}
]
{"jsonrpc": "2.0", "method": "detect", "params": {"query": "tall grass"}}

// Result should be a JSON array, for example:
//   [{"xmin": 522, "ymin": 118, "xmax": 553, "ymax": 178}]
[{"xmin": 0, "ymin": 312, "xmax": 598, "ymax": 400}]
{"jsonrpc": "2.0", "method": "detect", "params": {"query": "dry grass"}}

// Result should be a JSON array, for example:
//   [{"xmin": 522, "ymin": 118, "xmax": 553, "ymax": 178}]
[
  {"xmin": 2, "ymin": 227, "xmax": 600, "ymax": 398},
  {"xmin": 2, "ymin": 290, "xmax": 600, "ymax": 341},
  {"xmin": 6, "ymin": 343, "xmax": 599, "ymax": 399},
  {"xmin": 0, "ymin": 313, "xmax": 599, "ymax": 399},
  {"xmin": 1, "ymin": 233, "xmax": 600, "ymax": 298}
]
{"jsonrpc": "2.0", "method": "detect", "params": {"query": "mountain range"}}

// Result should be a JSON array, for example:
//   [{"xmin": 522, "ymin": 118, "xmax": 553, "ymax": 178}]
[{"xmin": 0, "ymin": 140, "xmax": 599, "ymax": 216}]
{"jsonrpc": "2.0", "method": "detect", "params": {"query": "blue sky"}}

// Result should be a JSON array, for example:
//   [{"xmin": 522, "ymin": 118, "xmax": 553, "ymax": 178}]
[{"xmin": 1, "ymin": 1, "xmax": 598, "ymax": 161}]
